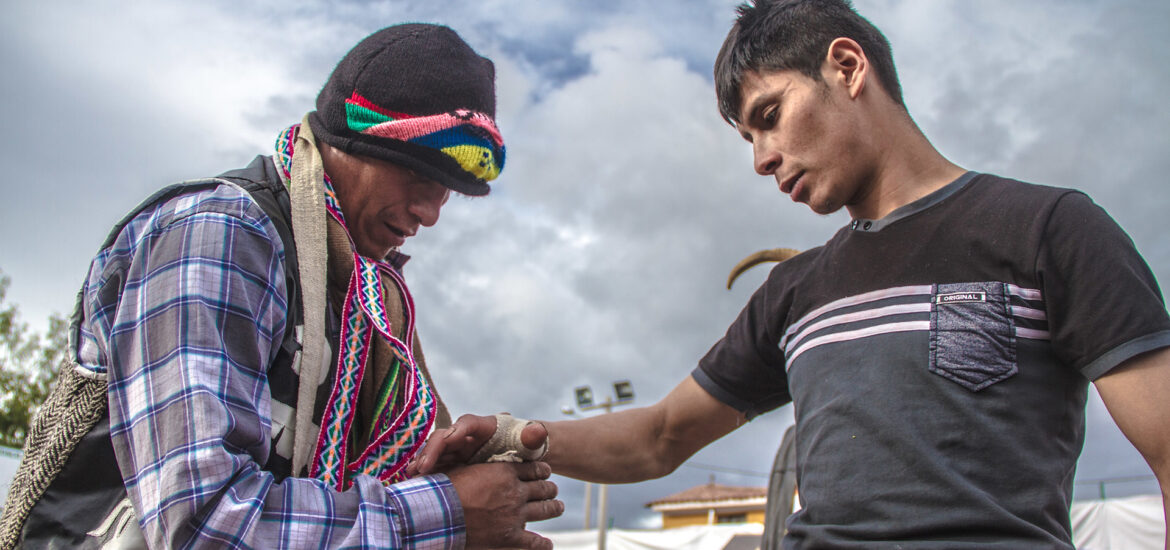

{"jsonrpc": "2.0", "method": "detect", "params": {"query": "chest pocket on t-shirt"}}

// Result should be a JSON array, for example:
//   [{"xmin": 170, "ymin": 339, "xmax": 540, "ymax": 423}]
[{"xmin": 929, "ymin": 282, "xmax": 1017, "ymax": 391}]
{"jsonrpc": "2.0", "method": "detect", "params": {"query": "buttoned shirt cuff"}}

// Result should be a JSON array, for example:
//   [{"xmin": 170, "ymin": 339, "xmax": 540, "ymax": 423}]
[{"xmin": 387, "ymin": 474, "xmax": 466, "ymax": 550}]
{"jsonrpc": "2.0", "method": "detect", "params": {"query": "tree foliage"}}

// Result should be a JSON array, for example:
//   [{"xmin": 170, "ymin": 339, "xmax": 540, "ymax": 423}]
[{"xmin": 0, "ymin": 271, "xmax": 67, "ymax": 449}]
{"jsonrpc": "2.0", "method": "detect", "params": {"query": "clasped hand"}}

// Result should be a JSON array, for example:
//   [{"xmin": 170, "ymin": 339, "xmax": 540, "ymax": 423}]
[{"xmin": 409, "ymin": 414, "xmax": 560, "ymax": 550}]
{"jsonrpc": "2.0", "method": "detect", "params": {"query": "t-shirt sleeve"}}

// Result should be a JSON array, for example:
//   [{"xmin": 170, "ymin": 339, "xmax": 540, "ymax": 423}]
[
  {"xmin": 693, "ymin": 276, "xmax": 791, "ymax": 419},
  {"xmin": 1038, "ymin": 191, "xmax": 1170, "ymax": 380}
]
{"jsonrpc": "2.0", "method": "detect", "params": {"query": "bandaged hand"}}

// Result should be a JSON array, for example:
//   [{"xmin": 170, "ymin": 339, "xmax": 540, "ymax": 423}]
[
  {"xmin": 469, "ymin": 413, "xmax": 549, "ymax": 463},
  {"xmin": 407, "ymin": 413, "xmax": 549, "ymax": 476}
]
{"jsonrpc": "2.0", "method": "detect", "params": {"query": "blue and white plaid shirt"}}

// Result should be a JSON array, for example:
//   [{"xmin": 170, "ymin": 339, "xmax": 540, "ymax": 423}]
[{"xmin": 75, "ymin": 181, "xmax": 464, "ymax": 549}]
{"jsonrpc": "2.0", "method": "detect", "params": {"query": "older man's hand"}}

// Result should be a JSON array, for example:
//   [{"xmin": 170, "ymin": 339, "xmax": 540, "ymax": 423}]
[{"xmin": 446, "ymin": 461, "xmax": 563, "ymax": 550}]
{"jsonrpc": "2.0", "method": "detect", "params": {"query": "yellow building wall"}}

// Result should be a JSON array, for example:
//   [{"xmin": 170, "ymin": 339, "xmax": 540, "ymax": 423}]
[{"xmin": 663, "ymin": 513, "xmax": 710, "ymax": 529}]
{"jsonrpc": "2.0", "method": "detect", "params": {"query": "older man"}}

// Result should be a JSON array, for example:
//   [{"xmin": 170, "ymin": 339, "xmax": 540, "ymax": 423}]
[{"xmin": 1, "ymin": 24, "xmax": 560, "ymax": 550}]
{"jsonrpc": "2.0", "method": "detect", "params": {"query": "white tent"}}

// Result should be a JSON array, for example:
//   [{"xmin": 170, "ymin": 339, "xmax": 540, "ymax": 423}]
[
  {"xmin": 536, "ymin": 495, "xmax": 1166, "ymax": 550},
  {"xmin": 540, "ymin": 523, "xmax": 763, "ymax": 550},
  {"xmin": 1071, "ymin": 494, "xmax": 1165, "ymax": 550}
]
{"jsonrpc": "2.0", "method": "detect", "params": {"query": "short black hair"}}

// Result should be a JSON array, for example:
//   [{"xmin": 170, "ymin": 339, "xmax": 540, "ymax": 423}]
[{"xmin": 714, "ymin": 0, "xmax": 904, "ymax": 125}]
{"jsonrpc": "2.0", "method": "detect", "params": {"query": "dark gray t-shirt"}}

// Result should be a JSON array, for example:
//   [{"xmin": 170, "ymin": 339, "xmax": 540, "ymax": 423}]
[{"xmin": 694, "ymin": 172, "xmax": 1170, "ymax": 549}]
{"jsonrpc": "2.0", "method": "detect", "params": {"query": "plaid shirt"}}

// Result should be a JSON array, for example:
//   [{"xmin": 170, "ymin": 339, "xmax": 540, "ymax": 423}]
[{"xmin": 75, "ymin": 181, "xmax": 465, "ymax": 549}]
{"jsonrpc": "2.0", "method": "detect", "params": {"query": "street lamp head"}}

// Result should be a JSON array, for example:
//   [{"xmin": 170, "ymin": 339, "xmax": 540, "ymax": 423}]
[
  {"xmin": 613, "ymin": 380, "xmax": 635, "ymax": 403},
  {"xmin": 575, "ymin": 386, "xmax": 594, "ymax": 408}
]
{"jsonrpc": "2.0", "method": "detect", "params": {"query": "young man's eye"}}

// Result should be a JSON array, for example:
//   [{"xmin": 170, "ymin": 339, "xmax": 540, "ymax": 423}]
[{"xmin": 763, "ymin": 106, "xmax": 779, "ymax": 124}]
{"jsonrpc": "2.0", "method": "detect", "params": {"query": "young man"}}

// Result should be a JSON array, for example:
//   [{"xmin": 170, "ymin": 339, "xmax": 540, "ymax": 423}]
[
  {"xmin": 413, "ymin": 1, "xmax": 1170, "ymax": 548},
  {"xmin": 1, "ymin": 24, "xmax": 562, "ymax": 550}
]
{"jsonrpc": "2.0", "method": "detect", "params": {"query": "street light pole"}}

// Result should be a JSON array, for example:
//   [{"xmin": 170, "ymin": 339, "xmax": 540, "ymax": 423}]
[
  {"xmin": 560, "ymin": 406, "xmax": 594, "ymax": 530},
  {"xmin": 597, "ymin": 483, "xmax": 609, "ymax": 549},
  {"xmin": 583, "ymin": 481, "xmax": 593, "ymax": 529},
  {"xmin": 563, "ymin": 381, "xmax": 636, "ymax": 550}
]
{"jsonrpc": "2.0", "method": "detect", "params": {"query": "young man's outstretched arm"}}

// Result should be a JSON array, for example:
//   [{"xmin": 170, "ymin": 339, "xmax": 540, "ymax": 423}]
[{"xmin": 410, "ymin": 376, "xmax": 747, "ymax": 483}]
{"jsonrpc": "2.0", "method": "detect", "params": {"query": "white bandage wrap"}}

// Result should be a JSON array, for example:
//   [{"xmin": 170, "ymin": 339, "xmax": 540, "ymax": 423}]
[{"xmin": 469, "ymin": 413, "xmax": 549, "ymax": 464}]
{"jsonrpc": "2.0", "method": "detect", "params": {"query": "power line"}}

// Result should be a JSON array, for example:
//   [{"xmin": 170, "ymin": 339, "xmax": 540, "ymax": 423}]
[{"xmin": 681, "ymin": 461, "xmax": 769, "ymax": 478}]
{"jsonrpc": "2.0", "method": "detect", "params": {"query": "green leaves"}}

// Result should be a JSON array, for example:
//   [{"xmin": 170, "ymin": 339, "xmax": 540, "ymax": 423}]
[{"xmin": 0, "ymin": 271, "xmax": 67, "ymax": 449}]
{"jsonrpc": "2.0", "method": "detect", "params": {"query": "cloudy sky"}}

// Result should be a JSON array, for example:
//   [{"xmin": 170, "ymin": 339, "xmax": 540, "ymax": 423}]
[{"xmin": 2, "ymin": 0, "xmax": 1168, "ymax": 532}]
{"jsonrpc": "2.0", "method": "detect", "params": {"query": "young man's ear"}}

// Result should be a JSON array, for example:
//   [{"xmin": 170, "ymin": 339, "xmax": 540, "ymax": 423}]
[{"xmin": 824, "ymin": 37, "xmax": 868, "ymax": 99}]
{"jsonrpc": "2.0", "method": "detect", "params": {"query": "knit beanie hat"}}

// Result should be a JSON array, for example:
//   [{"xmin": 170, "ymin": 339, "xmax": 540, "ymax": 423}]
[{"xmin": 309, "ymin": 24, "xmax": 505, "ymax": 196}]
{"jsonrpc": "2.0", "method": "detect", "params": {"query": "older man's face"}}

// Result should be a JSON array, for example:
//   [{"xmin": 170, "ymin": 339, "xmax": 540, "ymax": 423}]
[{"xmin": 322, "ymin": 145, "xmax": 451, "ymax": 259}]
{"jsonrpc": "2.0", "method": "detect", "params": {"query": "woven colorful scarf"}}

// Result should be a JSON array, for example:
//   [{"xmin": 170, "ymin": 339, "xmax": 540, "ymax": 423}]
[{"xmin": 275, "ymin": 124, "xmax": 436, "ymax": 491}]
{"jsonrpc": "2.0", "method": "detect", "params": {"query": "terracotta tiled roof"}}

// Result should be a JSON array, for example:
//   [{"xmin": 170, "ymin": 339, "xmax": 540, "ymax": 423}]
[{"xmin": 646, "ymin": 482, "xmax": 767, "ymax": 507}]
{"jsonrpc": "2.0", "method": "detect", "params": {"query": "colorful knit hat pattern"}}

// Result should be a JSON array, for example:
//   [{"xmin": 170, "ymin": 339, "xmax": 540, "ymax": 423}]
[{"xmin": 310, "ymin": 24, "xmax": 505, "ymax": 196}]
